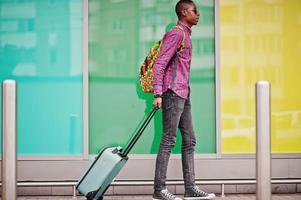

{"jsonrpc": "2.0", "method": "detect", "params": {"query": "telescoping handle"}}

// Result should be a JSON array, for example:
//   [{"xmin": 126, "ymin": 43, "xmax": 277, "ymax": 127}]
[{"xmin": 122, "ymin": 107, "xmax": 158, "ymax": 157}]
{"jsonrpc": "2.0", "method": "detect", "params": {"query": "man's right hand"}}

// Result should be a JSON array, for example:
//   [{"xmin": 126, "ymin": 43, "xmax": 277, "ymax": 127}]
[{"xmin": 153, "ymin": 97, "xmax": 162, "ymax": 109}]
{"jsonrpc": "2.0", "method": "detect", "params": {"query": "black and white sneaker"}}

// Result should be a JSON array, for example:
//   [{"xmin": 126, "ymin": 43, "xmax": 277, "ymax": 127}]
[
  {"xmin": 153, "ymin": 189, "xmax": 182, "ymax": 200},
  {"xmin": 184, "ymin": 186, "xmax": 215, "ymax": 199}
]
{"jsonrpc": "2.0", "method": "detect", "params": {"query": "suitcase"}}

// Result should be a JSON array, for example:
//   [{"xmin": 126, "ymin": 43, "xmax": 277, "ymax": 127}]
[{"xmin": 76, "ymin": 108, "xmax": 157, "ymax": 200}]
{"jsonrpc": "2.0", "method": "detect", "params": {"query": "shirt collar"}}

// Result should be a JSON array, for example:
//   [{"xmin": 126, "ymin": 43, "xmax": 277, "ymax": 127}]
[{"xmin": 177, "ymin": 21, "xmax": 192, "ymax": 35}]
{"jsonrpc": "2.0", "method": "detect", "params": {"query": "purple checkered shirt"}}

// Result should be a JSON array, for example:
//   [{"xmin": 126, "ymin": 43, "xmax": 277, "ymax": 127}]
[{"xmin": 153, "ymin": 21, "xmax": 192, "ymax": 99}]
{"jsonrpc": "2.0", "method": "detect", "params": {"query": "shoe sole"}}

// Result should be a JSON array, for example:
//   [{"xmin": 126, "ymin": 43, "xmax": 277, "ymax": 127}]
[
  {"xmin": 153, "ymin": 198, "xmax": 183, "ymax": 200},
  {"xmin": 153, "ymin": 199, "xmax": 183, "ymax": 200},
  {"xmin": 184, "ymin": 195, "xmax": 215, "ymax": 200}
]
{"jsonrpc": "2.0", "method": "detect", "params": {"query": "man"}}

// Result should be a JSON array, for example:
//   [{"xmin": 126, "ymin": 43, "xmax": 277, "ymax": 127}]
[{"xmin": 152, "ymin": 0, "xmax": 216, "ymax": 200}]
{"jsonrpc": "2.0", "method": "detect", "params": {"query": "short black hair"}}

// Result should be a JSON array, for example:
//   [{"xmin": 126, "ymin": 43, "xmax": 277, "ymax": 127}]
[{"xmin": 175, "ymin": 0, "xmax": 195, "ymax": 19}]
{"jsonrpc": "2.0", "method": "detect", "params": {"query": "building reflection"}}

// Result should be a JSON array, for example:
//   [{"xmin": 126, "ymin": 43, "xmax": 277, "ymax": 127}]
[
  {"xmin": 221, "ymin": 0, "xmax": 301, "ymax": 153},
  {"xmin": 89, "ymin": 0, "xmax": 215, "ymax": 80},
  {"xmin": 0, "ymin": 0, "xmax": 82, "ymax": 78}
]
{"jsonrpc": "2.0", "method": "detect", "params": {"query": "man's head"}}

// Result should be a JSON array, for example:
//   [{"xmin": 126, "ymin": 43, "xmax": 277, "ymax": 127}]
[{"xmin": 175, "ymin": 0, "xmax": 200, "ymax": 27}]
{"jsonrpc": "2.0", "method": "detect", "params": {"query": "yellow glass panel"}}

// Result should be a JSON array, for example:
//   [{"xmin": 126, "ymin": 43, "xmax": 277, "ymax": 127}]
[{"xmin": 220, "ymin": 0, "xmax": 301, "ymax": 153}]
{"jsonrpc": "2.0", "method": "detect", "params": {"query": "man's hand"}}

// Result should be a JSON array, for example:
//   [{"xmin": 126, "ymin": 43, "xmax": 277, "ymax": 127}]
[{"xmin": 153, "ymin": 97, "xmax": 162, "ymax": 109}]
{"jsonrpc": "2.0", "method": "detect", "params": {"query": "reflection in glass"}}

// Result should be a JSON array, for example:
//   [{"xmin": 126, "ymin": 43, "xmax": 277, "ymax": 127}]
[
  {"xmin": 0, "ymin": 0, "xmax": 83, "ymax": 155},
  {"xmin": 221, "ymin": 0, "xmax": 301, "ymax": 153},
  {"xmin": 89, "ymin": 0, "xmax": 216, "ymax": 154}
]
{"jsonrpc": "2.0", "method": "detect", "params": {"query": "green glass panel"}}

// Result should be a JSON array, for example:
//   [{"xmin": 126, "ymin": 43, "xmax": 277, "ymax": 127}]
[
  {"xmin": 89, "ymin": 0, "xmax": 216, "ymax": 154},
  {"xmin": 0, "ymin": 0, "xmax": 83, "ymax": 155}
]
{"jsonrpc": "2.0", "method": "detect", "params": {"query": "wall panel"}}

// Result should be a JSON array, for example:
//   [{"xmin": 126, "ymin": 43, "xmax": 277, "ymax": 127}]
[
  {"xmin": 89, "ymin": 0, "xmax": 216, "ymax": 154},
  {"xmin": 220, "ymin": 0, "xmax": 301, "ymax": 153},
  {"xmin": 0, "ymin": 0, "xmax": 83, "ymax": 155}
]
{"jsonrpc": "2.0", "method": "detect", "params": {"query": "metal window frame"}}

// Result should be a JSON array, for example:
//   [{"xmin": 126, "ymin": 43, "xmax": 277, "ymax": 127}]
[
  {"xmin": 215, "ymin": 0, "xmax": 222, "ymax": 158},
  {"xmin": 82, "ymin": 0, "xmax": 89, "ymax": 160}
]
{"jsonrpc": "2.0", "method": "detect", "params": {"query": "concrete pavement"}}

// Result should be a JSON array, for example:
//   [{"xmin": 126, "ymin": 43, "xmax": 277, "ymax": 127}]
[
  {"xmin": 105, "ymin": 194, "xmax": 301, "ymax": 200},
  {"xmin": 9, "ymin": 194, "xmax": 301, "ymax": 200}
]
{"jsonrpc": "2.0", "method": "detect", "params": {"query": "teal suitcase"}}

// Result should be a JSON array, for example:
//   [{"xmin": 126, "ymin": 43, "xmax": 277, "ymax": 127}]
[{"xmin": 76, "ymin": 108, "xmax": 157, "ymax": 200}]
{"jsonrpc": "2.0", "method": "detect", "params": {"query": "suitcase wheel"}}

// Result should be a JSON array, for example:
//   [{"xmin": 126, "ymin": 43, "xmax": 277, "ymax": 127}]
[{"xmin": 86, "ymin": 190, "xmax": 97, "ymax": 200}]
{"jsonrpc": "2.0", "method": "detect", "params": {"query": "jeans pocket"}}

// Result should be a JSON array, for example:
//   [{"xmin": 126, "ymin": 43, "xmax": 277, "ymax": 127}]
[{"xmin": 162, "ymin": 91, "xmax": 174, "ymax": 110}]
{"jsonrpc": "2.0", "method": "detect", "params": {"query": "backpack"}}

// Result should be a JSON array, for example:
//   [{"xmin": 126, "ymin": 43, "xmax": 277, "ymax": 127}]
[{"xmin": 139, "ymin": 25, "xmax": 186, "ymax": 93}]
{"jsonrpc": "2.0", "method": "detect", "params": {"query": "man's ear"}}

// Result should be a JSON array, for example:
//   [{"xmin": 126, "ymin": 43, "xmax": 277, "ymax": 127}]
[{"xmin": 181, "ymin": 9, "xmax": 187, "ymax": 17}]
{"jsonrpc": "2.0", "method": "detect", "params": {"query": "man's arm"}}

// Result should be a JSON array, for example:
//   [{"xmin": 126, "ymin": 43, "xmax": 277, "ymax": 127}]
[{"xmin": 153, "ymin": 29, "xmax": 184, "ymax": 98}]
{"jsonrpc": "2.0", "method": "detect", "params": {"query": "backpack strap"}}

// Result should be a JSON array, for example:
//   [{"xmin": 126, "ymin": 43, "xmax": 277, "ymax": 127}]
[
  {"xmin": 174, "ymin": 25, "xmax": 186, "ymax": 52},
  {"xmin": 168, "ymin": 25, "xmax": 186, "ymax": 90}
]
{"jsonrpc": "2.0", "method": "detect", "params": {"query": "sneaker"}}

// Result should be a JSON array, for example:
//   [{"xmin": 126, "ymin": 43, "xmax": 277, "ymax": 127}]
[
  {"xmin": 153, "ymin": 189, "xmax": 182, "ymax": 200},
  {"xmin": 184, "ymin": 185, "xmax": 215, "ymax": 200}
]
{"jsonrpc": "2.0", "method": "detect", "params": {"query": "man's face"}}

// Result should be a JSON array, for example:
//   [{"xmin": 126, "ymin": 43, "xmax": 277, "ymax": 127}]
[{"xmin": 184, "ymin": 4, "xmax": 200, "ymax": 27}]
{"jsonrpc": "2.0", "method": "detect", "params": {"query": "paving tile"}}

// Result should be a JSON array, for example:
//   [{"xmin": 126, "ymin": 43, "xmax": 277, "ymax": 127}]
[{"xmin": 3, "ymin": 194, "xmax": 301, "ymax": 200}]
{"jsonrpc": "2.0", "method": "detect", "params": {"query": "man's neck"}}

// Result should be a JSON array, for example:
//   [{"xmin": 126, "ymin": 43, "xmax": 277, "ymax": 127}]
[{"xmin": 179, "ymin": 19, "xmax": 193, "ymax": 28}]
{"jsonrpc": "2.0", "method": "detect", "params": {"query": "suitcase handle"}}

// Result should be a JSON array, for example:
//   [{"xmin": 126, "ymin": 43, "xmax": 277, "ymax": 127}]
[{"xmin": 122, "ymin": 107, "xmax": 158, "ymax": 157}]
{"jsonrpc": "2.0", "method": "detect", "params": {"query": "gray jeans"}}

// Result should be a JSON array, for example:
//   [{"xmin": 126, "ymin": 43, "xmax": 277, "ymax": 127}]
[{"xmin": 154, "ymin": 89, "xmax": 196, "ymax": 191}]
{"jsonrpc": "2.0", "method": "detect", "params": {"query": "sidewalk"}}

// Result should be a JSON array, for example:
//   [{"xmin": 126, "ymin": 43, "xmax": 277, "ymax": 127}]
[
  {"xmin": 9, "ymin": 194, "xmax": 301, "ymax": 200},
  {"xmin": 102, "ymin": 194, "xmax": 301, "ymax": 200}
]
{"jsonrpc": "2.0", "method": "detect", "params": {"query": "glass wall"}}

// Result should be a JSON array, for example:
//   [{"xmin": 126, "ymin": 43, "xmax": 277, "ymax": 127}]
[
  {"xmin": 89, "ymin": 0, "xmax": 216, "ymax": 154},
  {"xmin": 3, "ymin": 0, "xmax": 300, "ymax": 156},
  {"xmin": 0, "ymin": 0, "xmax": 83, "ymax": 155},
  {"xmin": 220, "ymin": 0, "xmax": 301, "ymax": 153}
]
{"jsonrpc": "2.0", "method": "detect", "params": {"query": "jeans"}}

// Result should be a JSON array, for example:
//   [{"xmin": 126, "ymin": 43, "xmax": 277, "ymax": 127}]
[{"xmin": 154, "ymin": 89, "xmax": 196, "ymax": 191}]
